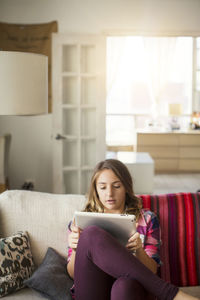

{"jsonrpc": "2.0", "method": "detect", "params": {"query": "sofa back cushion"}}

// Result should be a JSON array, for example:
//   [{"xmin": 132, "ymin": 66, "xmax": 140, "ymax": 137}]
[
  {"xmin": 0, "ymin": 190, "xmax": 86, "ymax": 266},
  {"xmin": 140, "ymin": 192, "xmax": 200, "ymax": 287}
]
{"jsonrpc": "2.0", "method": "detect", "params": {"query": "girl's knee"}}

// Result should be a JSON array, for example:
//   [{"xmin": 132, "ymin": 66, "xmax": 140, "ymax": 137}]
[
  {"xmin": 111, "ymin": 278, "xmax": 146, "ymax": 300},
  {"xmin": 112, "ymin": 277, "xmax": 139, "ymax": 291}
]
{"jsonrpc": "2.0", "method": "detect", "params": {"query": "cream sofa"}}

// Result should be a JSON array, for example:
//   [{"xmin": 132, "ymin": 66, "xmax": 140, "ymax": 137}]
[{"xmin": 0, "ymin": 190, "xmax": 199, "ymax": 299}]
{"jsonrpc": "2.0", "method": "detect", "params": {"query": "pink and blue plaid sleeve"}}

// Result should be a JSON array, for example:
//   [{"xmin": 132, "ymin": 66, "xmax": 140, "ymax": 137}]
[
  {"xmin": 144, "ymin": 211, "xmax": 161, "ymax": 265},
  {"xmin": 67, "ymin": 220, "xmax": 73, "ymax": 263},
  {"xmin": 138, "ymin": 210, "xmax": 161, "ymax": 265}
]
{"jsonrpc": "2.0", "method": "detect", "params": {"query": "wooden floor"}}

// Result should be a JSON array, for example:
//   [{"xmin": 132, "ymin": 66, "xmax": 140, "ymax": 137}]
[{"xmin": 153, "ymin": 173, "xmax": 200, "ymax": 194}]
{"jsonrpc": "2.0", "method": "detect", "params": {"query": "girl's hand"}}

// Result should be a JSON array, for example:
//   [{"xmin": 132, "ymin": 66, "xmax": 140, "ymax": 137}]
[
  {"xmin": 126, "ymin": 232, "xmax": 142, "ymax": 253},
  {"xmin": 68, "ymin": 221, "xmax": 82, "ymax": 251}
]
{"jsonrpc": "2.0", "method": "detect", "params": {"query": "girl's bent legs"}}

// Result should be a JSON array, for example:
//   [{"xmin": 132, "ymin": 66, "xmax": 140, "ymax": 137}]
[
  {"xmin": 74, "ymin": 226, "xmax": 179, "ymax": 300},
  {"xmin": 74, "ymin": 246, "xmax": 114, "ymax": 300},
  {"xmin": 111, "ymin": 278, "xmax": 153, "ymax": 300}
]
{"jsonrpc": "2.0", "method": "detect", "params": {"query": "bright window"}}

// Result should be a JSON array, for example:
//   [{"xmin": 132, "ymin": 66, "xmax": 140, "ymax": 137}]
[{"xmin": 106, "ymin": 36, "xmax": 195, "ymax": 147}]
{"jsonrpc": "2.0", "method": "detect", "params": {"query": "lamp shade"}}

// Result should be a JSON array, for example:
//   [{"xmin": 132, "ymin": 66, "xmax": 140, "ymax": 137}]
[
  {"xmin": 169, "ymin": 103, "xmax": 182, "ymax": 116},
  {"xmin": 0, "ymin": 51, "xmax": 48, "ymax": 115}
]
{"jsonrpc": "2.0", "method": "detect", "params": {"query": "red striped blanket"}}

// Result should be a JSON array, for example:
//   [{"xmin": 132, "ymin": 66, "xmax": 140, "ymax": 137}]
[{"xmin": 140, "ymin": 192, "xmax": 200, "ymax": 287}]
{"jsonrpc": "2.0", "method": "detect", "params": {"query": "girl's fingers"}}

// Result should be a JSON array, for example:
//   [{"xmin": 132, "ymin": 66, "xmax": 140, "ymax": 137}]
[
  {"xmin": 126, "ymin": 233, "xmax": 142, "ymax": 251},
  {"xmin": 68, "ymin": 219, "xmax": 83, "ymax": 250},
  {"xmin": 128, "ymin": 232, "xmax": 140, "ymax": 243},
  {"xmin": 72, "ymin": 231, "xmax": 80, "ymax": 238},
  {"xmin": 69, "ymin": 242, "xmax": 78, "ymax": 250},
  {"xmin": 71, "ymin": 222, "xmax": 82, "ymax": 235},
  {"xmin": 71, "ymin": 223, "xmax": 79, "ymax": 232},
  {"xmin": 68, "ymin": 228, "xmax": 82, "ymax": 250},
  {"xmin": 69, "ymin": 236, "xmax": 79, "ymax": 249}
]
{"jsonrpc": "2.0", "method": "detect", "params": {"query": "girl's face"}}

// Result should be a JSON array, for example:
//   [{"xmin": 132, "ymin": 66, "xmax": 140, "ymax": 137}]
[{"xmin": 96, "ymin": 169, "xmax": 126, "ymax": 214}]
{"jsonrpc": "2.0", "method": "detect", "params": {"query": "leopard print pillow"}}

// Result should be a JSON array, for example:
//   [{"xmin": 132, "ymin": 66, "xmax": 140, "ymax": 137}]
[{"xmin": 0, "ymin": 231, "xmax": 35, "ymax": 297}]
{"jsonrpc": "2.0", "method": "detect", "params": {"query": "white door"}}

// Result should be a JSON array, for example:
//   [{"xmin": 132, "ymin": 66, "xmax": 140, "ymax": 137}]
[{"xmin": 52, "ymin": 34, "xmax": 106, "ymax": 194}]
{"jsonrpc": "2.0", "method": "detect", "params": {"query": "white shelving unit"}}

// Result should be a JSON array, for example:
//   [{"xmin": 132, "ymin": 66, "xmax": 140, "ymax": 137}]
[{"xmin": 52, "ymin": 34, "xmax": 106, "ymax": 194}]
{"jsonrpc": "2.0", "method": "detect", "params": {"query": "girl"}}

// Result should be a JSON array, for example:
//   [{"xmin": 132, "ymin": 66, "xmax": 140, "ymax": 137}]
[{"xmin": 67, "ymin": 159, "xmax": 199, "ymax": 300}]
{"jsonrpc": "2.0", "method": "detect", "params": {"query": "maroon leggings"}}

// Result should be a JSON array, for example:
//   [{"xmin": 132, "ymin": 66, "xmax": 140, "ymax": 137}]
[{"xmin": 74, "ymin": 226, "xmax": 179, "ymax": 300}]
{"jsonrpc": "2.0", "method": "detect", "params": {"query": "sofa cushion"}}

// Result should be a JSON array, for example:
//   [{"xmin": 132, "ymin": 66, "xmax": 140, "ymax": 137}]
[
  {"xmin": 0, "ymin": 231, "xmax": 35, "ymax": 297},
  {"xmin": 140, "ymin": 192, "xmax": 200, "ymax": 287},
  {"xmin": 24, "ymin": 247, "xmax": 73, "ymax": 300},
  {"xmin": 3, "ymin": 287, "xmax": 49, "ymax": 299},
  {"xmin": 0, "ymin": 190, "xmax": 86, "ymax": 267}
]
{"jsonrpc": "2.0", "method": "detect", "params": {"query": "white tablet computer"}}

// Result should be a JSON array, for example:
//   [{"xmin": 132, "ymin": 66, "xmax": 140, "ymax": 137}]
[{"xmin": 74, "ymin": 211, "xmax": 136, "ymax": 246}]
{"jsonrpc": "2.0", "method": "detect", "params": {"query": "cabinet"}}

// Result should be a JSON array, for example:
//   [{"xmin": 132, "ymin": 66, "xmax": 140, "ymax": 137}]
[
  {"xmin": 137, "ymin": 131, "xmax": 200, "ymax": 173},
  {"xmin": 52, "ymin": 34, "xmax": 106, "ymax": 194}
]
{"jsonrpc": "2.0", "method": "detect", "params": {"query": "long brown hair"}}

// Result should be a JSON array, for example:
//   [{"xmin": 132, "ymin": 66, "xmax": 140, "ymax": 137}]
[{"xmin": 84, "ymin": 159, "xmax": 142, "ymax": 218}]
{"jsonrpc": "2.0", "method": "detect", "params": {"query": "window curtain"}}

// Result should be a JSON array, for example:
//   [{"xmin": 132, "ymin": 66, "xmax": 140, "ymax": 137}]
[{"xmin": 143, "ymin": 37, "xmax": 177, "ymax": 117}]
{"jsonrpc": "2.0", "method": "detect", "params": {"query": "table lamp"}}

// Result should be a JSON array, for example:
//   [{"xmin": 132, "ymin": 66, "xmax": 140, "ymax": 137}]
[
  {"xmin": 168, "ymin": 103, "xmax": 182, "ymax": 130},
  {"xmin": 0, "ymin": 51, "xmax": 48, "ymax": 191}
]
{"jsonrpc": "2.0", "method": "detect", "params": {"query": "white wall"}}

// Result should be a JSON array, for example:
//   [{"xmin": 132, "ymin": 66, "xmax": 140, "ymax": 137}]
[
  {"xmin": 1, "ymin": 0, "xmax": 200, "ymax": 34},
  {"xmin": 0, "ymin": 115, "xmax": 52, "ymax": 192},
  {"xmin": 1, "ymin": 0, "xmax": 200, "ymax": 192}
]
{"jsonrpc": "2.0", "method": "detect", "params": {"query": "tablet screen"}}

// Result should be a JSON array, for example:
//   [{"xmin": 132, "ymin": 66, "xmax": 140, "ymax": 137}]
[{"xmin": 74, "ymin": 211, "xmax": 136, "ymax": 246}]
